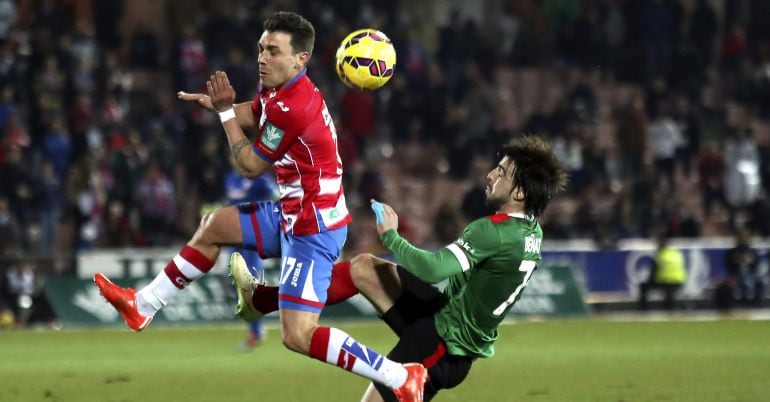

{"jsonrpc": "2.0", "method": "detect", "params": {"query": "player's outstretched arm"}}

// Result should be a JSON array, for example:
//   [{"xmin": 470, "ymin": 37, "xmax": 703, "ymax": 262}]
[
  {"xmin": 207, "ymin": 71, "xmax": 271, "ymax": 178},
  {"xmin": 370, "ymin": 200, "xmax": 463, "ymax": 283},
  {"xmin": 177, "ymin": 91, "xmax": 256, "ymax": 129}
]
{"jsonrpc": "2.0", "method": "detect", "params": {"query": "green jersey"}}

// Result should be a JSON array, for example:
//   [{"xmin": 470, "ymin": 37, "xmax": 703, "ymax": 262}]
[{"xmin": 380, "ymin": 213, "xmax": 542, "ymax": 358}]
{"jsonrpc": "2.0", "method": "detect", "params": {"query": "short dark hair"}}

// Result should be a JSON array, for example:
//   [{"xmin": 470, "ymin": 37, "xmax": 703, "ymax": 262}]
[
  {"xmin": 263, "ymin": 11, "xmax": 315, "ymax": 56},
  {"xmin": 501, "ymin": 135, "xmax": 568, "ymax": 217}
]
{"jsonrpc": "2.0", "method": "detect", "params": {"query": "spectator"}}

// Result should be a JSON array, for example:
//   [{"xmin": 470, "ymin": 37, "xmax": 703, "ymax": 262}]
[
  {"xmin": 614, "ymin": 94, "xmax": 647, "ymax": 181},
  {"xmin": 724, "ymin": 228, "xmax": 764, "ymax": 307},
  {"xmin": 432, "ymin": 201, "xmax": 463, "ymax": 245},
  {"xmin": 5, "ymin": 260, "xmax": 35, "ymax": 326},
  {"xmin": 671, "ymin": 95, "xmax": 700, "ymax": 178},
  {"xmin": 647, "ymin": 106, "xmax": 683, "ymax": 190},
  {"xmin": 37, "ymin": 161, "xmax": 63, "ymax": 256},
  {"xmin": 639, "ymin": 234, "xmax": 687, "ymax": 311},
  {"xmin": 0, "ymin": 195, "xmax": 20, "ymax": 256},
  {"xmin": 135, "ymin": 161, "xmax": 176, "ymax": 246},
  {"xmin": 460, "ymin": 162, "xmax": 488, "ymax": 222},
  {"xmin": 723, "ymin": 129, "xmax": 761, "ymax": 230},
  {"xmin": 747, "ymin": 189, "xmax": 770, "ymax": 236},
  {"xmin": 696, "ymin": 141, "xmax": 727, "ymax": 216},
  {"xmin": 42, "ymin": 117, "xmax": 72, "ymax": 179},
  {"xmin": 177, "ymin": 23, "xmax": 207, "ymax": 92},
  {"xmin": 688, "ymin": 0, "xmax": 718, "ymax": 67}
]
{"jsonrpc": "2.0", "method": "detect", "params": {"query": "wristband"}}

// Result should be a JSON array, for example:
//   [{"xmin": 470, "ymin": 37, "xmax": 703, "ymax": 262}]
[{"xmin": 218, "ymin": 108, "xmax": 236, "ymax": 123}]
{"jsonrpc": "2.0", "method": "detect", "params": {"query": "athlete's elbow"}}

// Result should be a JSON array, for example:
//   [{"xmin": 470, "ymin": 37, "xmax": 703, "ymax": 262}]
[
  {"xmin": 238, "ymin": 155, "xmax": 270, "ymax": 178},
  {"xmin": 416, "ymin": 271, "xmax": 444, "ymax": 285},
  {"xmin": 240, "ymin": 165, "xmax": 263, "ymax": 179}
]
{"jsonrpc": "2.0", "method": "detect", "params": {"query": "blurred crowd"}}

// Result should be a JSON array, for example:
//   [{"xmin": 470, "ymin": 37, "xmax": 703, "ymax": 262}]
[{"xmin": 0, "ymin": 0, "xmax": 769, "ymax": 285}]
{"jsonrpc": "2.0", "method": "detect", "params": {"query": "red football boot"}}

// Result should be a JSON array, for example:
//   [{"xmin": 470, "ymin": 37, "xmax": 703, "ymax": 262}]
[
  {"xmin": 93, "ymin": 273, "xmax": 152, "ymax": 331},
  {"xmin": 393, "ymin": 363, "xmax": 428, "ymax": 402}
]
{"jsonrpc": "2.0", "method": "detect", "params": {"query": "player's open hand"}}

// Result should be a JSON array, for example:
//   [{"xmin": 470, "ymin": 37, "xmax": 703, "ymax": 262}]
[
  {"xmin": 206, "ymin": 71, "xmax": 236, "ymax": 112},
  {"xmin": 177, "ymin": 90, "xmax": 215, "ymax": 112},
  {"xmin": 370, "ymin": 199, "xmax": 398, "ymax": 236}
]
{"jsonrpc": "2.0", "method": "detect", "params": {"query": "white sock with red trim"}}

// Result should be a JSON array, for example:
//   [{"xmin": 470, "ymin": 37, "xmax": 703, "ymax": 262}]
[
  {"xmin": 135, "ymin": 246, "xmax": 215, "ymax": 317},
  {"xmin": 309, "ymin": 326, "xmax": 408, "ymax": 390}
]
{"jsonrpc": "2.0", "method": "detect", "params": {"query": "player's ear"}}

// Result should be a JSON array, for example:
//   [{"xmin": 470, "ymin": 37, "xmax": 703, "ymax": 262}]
[
  {"xmin": 296, "ymin": 51, "xmax": 309, "ymax": 69},
  {"xmin": 511, "ymin": 186, "xmax": 525, "ymax": 202}
]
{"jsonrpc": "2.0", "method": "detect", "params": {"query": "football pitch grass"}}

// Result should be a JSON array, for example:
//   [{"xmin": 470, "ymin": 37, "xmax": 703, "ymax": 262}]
[{"xmin": 1, "ymin": 318, "xmax": 768, "ymax": 402}]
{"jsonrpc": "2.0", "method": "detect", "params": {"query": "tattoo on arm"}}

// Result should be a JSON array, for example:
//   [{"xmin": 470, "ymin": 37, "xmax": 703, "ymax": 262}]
[{"xmin": 230, "ymin": 138, "xmax": 251, "ymax": 162}]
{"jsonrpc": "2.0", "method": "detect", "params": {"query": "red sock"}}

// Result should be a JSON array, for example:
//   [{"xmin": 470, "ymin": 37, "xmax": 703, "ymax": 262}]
[
  {"xmin": 308, "ymin": 326, "xmax": 330, "ymax": 362},
  {"xmin": 327, "ymin": 261, "xmax": 358, "ymax": 304},
  {"xmin": 251, "ymin": 261, "xmax": 357, "ymax": 314},
  {"xmin": 252, "ymin": 286, "xmax": 279, "ymax": 314}
]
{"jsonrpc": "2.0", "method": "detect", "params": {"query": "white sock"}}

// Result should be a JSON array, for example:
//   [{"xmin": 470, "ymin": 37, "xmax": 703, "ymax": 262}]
[
  {"xmin": 135, "ymin": 248, "xmax": 213, "ymax": 317},
  {"xmin": 310, "ymin": 326, "xmax": 408, "ymax": 389},
  {"xmin": 136, "ymin": 275, "xmax": 178, "ymax": 317}
]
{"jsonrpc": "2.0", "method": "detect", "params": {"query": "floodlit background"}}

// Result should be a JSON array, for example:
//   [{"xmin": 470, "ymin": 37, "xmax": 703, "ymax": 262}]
[{"xmin": 1, "ymin": 0, "xmax": 770, "ymax": 401}]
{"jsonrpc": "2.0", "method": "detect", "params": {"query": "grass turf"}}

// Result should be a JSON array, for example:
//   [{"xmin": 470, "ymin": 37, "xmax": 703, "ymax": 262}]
[{"xmin": 1, "ymin": 319, "xmax": 768, "ymax": 401}]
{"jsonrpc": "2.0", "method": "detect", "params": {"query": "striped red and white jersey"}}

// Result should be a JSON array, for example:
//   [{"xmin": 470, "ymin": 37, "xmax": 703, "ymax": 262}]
[{"xmin": 250, "ymin": 70, "xmax": 351, "ymax": 235}]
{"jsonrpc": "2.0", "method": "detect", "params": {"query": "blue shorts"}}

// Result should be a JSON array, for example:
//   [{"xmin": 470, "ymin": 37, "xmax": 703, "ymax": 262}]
[{"xmin": 237, "ymin": 201, "xmax": 347, "ymax": 313}]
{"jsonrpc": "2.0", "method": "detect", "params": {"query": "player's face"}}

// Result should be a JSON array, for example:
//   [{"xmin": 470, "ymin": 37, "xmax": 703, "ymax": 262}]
[
  {"xmin": 485, "ymin": 156, "xmax": 516, "ymax": 212},
  {"xmin": 257, "ymin": 31, "xmax": 307, "ymax": 88}
]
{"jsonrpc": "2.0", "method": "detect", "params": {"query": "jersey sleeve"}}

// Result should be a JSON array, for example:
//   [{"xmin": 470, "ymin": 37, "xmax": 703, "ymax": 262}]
[
  {"xmin": 253, "ymin": 104, "xmax": 305, "ymax": 162},
  {"xmin": 380, "ymin": 230, "xmax": 464, "ymax": 284},
  {"xmin": 445, "ymin": 218, "xmax": 501, "ymax": 272}
]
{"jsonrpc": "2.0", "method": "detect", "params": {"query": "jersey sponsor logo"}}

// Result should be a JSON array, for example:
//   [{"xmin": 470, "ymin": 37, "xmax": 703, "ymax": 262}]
[
  {"xmin": 261, "ymin": 122, "xmax": 285, "ymax": 151},
  {"xmin": 524, "ymin": 234, "xmax": 542, "ymax": 254},
  {"xmin": 276, "ymin": 101, "xmax": 290, "ymax": 112},
  {"xmin": 455, "ymin": 238, "xmax": 476, "ymax": 256},
  {"xmin": 329, "ymin": 208, "xmax": 339, "ymax": 219}
]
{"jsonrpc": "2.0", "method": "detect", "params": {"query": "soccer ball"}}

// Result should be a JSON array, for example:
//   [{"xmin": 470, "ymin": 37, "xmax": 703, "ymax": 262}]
[{"xmin": 335, "ymin": 29, "xmax": 396, "ymax": 91}]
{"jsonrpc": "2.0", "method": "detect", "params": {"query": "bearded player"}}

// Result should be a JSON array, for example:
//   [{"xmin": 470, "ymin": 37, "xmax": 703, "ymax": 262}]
[
  {"xmin": 231, "ymin": 136, "xmax": 568, "ymax": 401},
  {"xmin": 94, "ymin": 11, "xmax": 426, "ymax": 402}
]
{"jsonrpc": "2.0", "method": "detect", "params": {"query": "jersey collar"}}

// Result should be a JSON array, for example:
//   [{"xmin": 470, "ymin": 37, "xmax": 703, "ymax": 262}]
[
  {"xmin": 279, "ymin": 68, "xmax": 307, "ymax": 90},
  {"xmin": 258, "ymin": 69, "xmax": 307, "ymax": 96},
  {"xmin": 508, "ymin": 212, "xmax": 534, "ymax": 221}
]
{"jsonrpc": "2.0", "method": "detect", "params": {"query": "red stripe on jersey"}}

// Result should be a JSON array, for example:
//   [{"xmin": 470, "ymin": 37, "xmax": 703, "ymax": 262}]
[
  {"xmin": 252, "ymin": 74, "xmax": 351, "ymax": 235},
  {"xmin": 248, "ymin": 202, "xmax": 266, "ymax": 258},
  {"xmin": 278, "ymin": 294, "xmax": 325, "ymax": 309},
  {"xmin": 179, "ymin": 246, "xmax": 215, "ymax": 273},
  {"xmin": 422, "ymin": 341, "xmax": 447, "ymax": 369},
  {"xmin": 486, "ymin": 213, "xmax": 513, "ymax": 224}
]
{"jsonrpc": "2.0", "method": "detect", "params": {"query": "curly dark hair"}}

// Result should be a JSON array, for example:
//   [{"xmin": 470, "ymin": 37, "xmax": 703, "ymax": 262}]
[
  {"xmin": 501, "ymin": 135, "xmax": 568, "ymax": 217},
  {"xmin": 263, "ymin": 11, "xmax": 315, "ymax": 56}
]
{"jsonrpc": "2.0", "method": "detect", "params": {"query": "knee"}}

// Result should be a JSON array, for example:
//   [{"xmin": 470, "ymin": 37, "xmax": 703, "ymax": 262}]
[
  {"xmin": 193, "ymin": 211, "xmax": 218, "ymax": 243},
  {"xmin": 280, "ymin": 323, "xmax": 313, "ymax": 354},
  {"xmin": 350, "ymin": 253, "xmax": 377, "ymax": 291}
]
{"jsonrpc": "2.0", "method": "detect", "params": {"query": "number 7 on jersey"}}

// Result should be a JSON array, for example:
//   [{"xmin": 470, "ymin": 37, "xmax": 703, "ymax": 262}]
[{"xmin": 492, "ymin": 260, "xmax": 537, "ymax": 317}]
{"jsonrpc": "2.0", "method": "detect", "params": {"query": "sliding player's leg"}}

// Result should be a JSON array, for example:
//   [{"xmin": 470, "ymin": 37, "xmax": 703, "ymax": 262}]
[{"xmin": 94, "ymin": 201, "xmax": 280, "ymax": 331}]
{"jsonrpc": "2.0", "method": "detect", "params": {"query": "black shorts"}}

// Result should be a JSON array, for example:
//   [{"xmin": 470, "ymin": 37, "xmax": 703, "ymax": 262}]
[{"xmin": 374, "ymin": 267, "xmax": 475, "ymax": 402}]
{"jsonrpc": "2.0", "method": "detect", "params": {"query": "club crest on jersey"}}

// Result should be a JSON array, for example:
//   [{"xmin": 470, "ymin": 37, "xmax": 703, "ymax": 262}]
[{"xmin": 261, "ymin": 122, "xmax": 285, "ymax": 151}]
